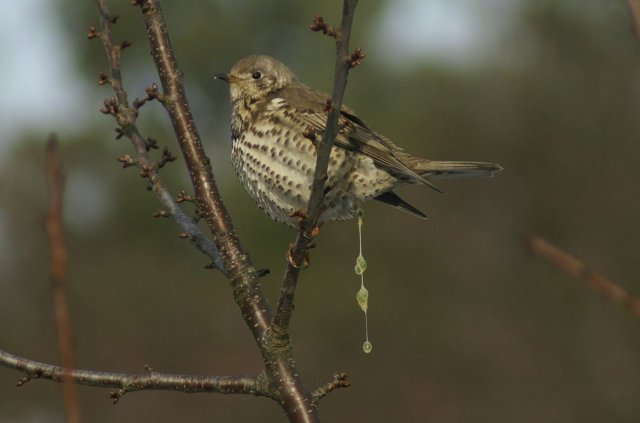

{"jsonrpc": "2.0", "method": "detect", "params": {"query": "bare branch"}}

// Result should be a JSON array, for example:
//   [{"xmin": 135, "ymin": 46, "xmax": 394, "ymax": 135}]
[
  {"xmin": 45, "ymin": 135, "xmax": 80, "ymax": 423},
  {"xmin": 273, "ymin": 0, "xmax": 360, "ymax": 341},
  {"xmin": 133, "ymin": 1, "xmax": 341, "ymax": 420},
  {"xmin": 0, "ymin": 348, "xmax": 265, "ymax": 400},
  {"xmin": 0, "ymin": 3, "xmax": 362, "ymax": 421},
  {"xmin": 311, "ymin": 372, "xmax": 350, "ymax": 407},
  {"xmin": 95, "ymin": 0, "xmax": 224, "ymax": 273},
  {"xmin": 525, "ymin": 235, "xmax": 640, "ymax": 317}
]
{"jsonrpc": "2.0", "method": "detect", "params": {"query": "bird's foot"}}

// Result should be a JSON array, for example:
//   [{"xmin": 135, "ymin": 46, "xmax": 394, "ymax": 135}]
[
  {"xmin": 289, "ymin": 209, "xmax": 307, "ymax": 220},
  {"xmin": 305, "ymin": 225, "xmax": 321, "ymax": 239},
  {"xmin": 289, "ymin": 209, "xmax": 321, "ymax": 238},
  {"xmin": 289, "ymin": 209, "xmax": 307, "ymax": 231}
]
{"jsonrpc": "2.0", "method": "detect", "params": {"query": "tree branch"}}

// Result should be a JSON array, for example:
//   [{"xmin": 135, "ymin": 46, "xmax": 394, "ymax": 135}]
[
  {"xmin": 132, "ymin": 0, "xmax": 271, "ymax": 333},
  {"xmin": 0, "ymin": 348, "xmax": 265, "ymax": 402},
  {"xmin": 2, "ymin": 2, "xmax": 355, "ymax": 421},
  {"xmin": 94, "ymin": 0, "xmax": 225, "ymax": 273},
  {"xmin": 525, "ymin": 235, "xmax": 640, "ymax": 317},
  {"xmin": 626, "ymin": 0, "xmax": 640, "ymax": 43},
  {"xmin": 131, "ymin": 1, "xmax": 326, "ymax": 421},
  {"xmin": 272, "ymin": 0, "xmax": 360, "ymax": 339},
  {"xmin": 45, "ymin": 135, "xmax": 81, "ymax": 423}
]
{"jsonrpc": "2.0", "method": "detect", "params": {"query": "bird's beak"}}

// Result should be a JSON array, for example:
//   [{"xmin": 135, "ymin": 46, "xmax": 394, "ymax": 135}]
[{"xmin": 214, "ymin": 73, "xmax": 230, "ymax": 83}]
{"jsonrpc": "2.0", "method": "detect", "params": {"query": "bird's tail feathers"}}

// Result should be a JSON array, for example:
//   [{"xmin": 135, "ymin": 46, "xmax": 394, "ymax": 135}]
[
  {"xmin": 374, "ymin": 191, "xmax": 427, "ymax": 219},
  {"xmin": 412, "ymin": 160, "xmax": 502, "ymax": 179}
]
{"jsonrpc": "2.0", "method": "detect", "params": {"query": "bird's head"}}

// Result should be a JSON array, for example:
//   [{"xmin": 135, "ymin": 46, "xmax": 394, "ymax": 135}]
[{"xmin": 215, "ymin": 55, "xmax": 297, "ymax": 102}]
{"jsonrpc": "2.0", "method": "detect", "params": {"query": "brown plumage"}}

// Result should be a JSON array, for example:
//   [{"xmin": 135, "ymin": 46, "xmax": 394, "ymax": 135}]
[{"xmin": 216, "ymin": 55, "xmax": 502, "ymax": 226}]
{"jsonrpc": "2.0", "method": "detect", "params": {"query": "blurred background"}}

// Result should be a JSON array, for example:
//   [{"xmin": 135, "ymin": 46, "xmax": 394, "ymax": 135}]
[{"xmin": 1, "ymin": 0, "xmax": 640, "ymax": 421}]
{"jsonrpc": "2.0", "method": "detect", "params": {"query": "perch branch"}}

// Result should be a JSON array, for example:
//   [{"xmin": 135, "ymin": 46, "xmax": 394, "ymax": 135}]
[
  {"xmin": 525, "ymin": 235, "xmax": 640, "ymax": 317},
  {"xmin": 0, "ymin": 348, "xmax": 265, "ymax": 401},
  {"xmin": 2, "ymin": 2, "xmax": 358, "ymax": 421},
  {"xmin": 272, "ymin": 0, "xmax": 360, "ymax": 339},
  {"xmin": 127, "ymin": 19, "xmax": 315, "ymax": 415},
  {"xmin": 95, "ymin": 0, "xmax": 224, "ymax": 272},
  {"xmin": 132, "ymin": 1, "xmax": 329, "ymax": 421},
  {"xmin": 45, "ymin": 135, "xmax": 81, "ymax": 423}
]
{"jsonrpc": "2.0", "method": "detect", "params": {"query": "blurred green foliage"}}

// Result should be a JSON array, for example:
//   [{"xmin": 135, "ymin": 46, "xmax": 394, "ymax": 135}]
[{"xmin": 2, "ymin": 1, "xmax": 640, "ymax": 422}]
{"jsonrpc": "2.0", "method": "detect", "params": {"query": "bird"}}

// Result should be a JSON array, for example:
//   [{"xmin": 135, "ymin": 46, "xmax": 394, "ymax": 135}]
[{"xmin": 216, "ymin": 55, "xmax": 501, "ymax": 227}]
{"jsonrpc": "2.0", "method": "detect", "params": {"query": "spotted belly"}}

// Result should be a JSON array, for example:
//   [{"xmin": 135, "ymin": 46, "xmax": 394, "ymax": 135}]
[{"xmin": 231, "ymin": 126, "xmax": 396, "ymax": 226}]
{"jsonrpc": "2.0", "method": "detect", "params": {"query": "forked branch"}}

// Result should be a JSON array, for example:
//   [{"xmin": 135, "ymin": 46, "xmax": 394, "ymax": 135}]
[{"xmin": 2, "ymin": 2, "xmax": 358, "ymax": 421}]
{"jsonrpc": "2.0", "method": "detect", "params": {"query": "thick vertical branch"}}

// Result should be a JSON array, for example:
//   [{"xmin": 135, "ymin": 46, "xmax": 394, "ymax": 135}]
[
  {"xmin": 136, "ymin": 0, "xmax": 271, "ymax": 336},
  {"xmin": 272, "ymin": 0, "xmax": 360, "ymax": 339},
  {"xmin": 45, "ymin": 135, "xmax": 81, "ymax": 423},
  {"xmin": 4, "ymin": 2, "xmax": 355, "ymax": 421}
]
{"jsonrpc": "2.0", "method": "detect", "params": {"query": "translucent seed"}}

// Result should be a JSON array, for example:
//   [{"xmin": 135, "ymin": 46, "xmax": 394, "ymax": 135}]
[
  {"xmin": 362, "ymin": 340, "xmax": 373, "ymax": 354},
  {"xmin": 354, "ymin": 253, "xmax": 367, "ymax": 275},
  {"xmin": 356, "ymin": 286, "xmax": 369, "ymax": 312},
  {"xmin": 357, "ymin": 255, "xmax": 367, "ymax": 271},
  {"xmin": 357, "ymin": 208, "xmax": 364, "ymax": 219}
]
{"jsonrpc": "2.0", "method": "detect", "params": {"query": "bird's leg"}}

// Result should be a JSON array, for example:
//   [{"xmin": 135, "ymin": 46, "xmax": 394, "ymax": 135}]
[
  {"xmin": 288, "ymin": 209, "xmax": 321, "ymax": 238},
  {"xmin": 286, "ymin": 209, "xmax": 324, "ymax": 268}
]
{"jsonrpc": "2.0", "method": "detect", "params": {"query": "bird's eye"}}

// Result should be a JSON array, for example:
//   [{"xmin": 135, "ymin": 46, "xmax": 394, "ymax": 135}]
[{"xmin": 251, "ymin": 71, "xmax": 263, "ymax": 80}]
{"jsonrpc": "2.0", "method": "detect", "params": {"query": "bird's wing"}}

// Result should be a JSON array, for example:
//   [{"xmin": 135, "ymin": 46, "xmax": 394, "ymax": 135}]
[{"xmin": 266, "ymin": 84, "xmax": 441, "ymax": 190}]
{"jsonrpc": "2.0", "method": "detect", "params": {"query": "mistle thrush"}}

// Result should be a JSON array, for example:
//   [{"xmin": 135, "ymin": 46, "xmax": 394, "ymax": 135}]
[{"xmin": 216, "ymin": 55, "xmax": 501, "ymax": 227}]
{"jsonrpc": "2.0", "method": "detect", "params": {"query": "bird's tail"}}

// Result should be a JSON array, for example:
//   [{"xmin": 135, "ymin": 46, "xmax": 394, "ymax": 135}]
[{"xmin": 411, "ymin": 160, "xmax": 503, "ymax": 179}]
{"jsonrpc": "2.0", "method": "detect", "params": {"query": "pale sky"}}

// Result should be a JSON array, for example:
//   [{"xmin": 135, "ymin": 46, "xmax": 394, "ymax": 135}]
[
  {"xmin": 0, "ymin": 0, "xmax": 93, "ymax": 157},
  {"xmin": 374, "ymin": 0, "xmax": 516, "ymax": 68},
  {"xmin": 0, "ymin": 0, "xmax": 516, "ymax": 158}
]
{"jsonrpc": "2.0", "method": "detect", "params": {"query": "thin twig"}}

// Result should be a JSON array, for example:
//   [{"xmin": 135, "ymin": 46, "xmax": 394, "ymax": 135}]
[
  {"xmin": 525, "ymin": 235, "xmax": 640, "ymax": 317},
  {"xmin": 94, "ymin": 0, "xmax": 224, "ymax": 273},
  {"xmin": 0, "ymin": 348, "xmax": 265, "ymax": 401},
  {"xmin": 272, "ymin": 0, "xmax": 360, "ymax": 340},
  {"xmin": 626, "ymin": 0, "xmax": 640, "ymax": 43},
  {"xmin": 45, "ymin": 135, "xmax": 81, "ymax": 423},
  {"xmin": 311, "ymin": 372, "xmax": 349, "ymax": 407}
]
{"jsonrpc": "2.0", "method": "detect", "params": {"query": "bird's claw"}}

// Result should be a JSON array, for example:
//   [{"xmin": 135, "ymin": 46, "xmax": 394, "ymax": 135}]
[
  {"xmin": 304, "ymin": 225, "xmax": 320, "ymax": 239},
  {"xmin": 289, "ymin": 209, "xmax": 307, "ymax": 220}
]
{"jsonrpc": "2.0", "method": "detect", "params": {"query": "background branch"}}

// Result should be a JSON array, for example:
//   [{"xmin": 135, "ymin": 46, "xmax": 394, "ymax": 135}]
[
  {"xmin": 0, "ymin": 348, "xmax": 264, "ymax": 401},
  {"xmin": 95, "ymin": 0, "xmax": 224, "ymax": 272},
  {"xmin": 45, "ymin": 135, "xmax": 80, "ymax": 423},
  {"xmin": 525, "ymin": 235, "xmax": 640, "ymax": 317},
  {"xmin": 626, "ymin": 0, "xmax": 640, "ymax": 43},
  {"xmin": 272, "ymin": 0, "xmax": 360, "ymax": 339}
]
